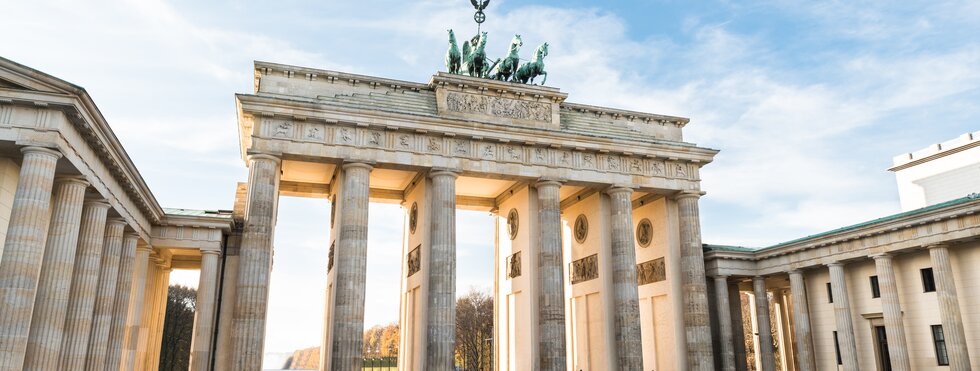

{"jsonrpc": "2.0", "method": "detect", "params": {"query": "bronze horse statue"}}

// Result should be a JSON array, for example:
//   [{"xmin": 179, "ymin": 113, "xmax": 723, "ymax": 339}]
[
  {"xmin": 490, "ymin": 34, "xmax": 522, "ymax": 81},
  {"xmin": 445, "ymin": 29, "xmax": 461, "ymax": 74},
  {"xmin": 514, "ymin": 42, "xmax": 548, "ymax": 85},
  {"xmin": 462, "ymin": 32, "xmax": 489, "ymax": 78}
]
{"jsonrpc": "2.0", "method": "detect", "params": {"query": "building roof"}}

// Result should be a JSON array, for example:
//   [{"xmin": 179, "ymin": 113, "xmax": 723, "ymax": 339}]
[
  {"xmin": 705, "ymin": 192, "xmax": 980, "ymax": 253},
  {"xmin": 163, "ymin": 208, "xmax": 233, "ymax": 218}
]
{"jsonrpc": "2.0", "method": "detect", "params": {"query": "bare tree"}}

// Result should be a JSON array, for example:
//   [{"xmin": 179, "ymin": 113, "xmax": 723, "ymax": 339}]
[
  {"xmin": 159, "ymin": 285, "xmax": 196, "ymax": 371},
  {"xmin": 455, "ymin": 289, "xmax": 493, "ymax": 371}
]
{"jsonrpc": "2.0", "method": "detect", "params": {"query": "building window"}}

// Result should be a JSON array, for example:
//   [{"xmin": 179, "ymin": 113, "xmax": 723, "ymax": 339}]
[
  {"xmin": 870, "ymin": 275, "xmax": 880, "ymax": 298},
  {"xmin": 826, "ymin": 282, "xmax": 834, "ymax": 303},
  {"xmin": 833, "ymin": 331, "xmax": 843, "ymax": 365},
  {"xmin": 932, "ymin": 325, "xmax": 949, "ymax": 366},
  {"xmin": 921, "ymin": 268, "xmax": 936, "ymax": 292}
]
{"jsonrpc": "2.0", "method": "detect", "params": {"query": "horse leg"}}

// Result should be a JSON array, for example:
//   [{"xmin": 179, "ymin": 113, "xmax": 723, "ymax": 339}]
[{"xmin": 540, "ymin": 71, "xmax": 547, "ymax": 86}]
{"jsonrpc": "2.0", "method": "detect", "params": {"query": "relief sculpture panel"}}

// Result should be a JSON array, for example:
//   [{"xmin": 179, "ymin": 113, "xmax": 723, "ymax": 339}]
[
  {"xmin": 570, "ymin": 254, "xmax": 598, "ymax": 284},
  {"xmin": 636, "ymin": 257, "xmax": 666, "ymax": 285},
  {"xmin": 445, "ymin": 91, "xmax": 552, "ymax": 123}
]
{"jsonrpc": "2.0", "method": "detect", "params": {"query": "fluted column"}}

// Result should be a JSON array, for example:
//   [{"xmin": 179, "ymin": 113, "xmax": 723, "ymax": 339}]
[
  {"xmin": 927, "ymin": 244, "xmax": 971, "ymax": 371},
  {"xmin": 20, "ymin": 177, "xmax": 88, "ymax": 370},
  {"xmin": 827, "ymin": 262, "xmax": 860, "ymax": 371},
  {"xmin": 606, "ymin": 186, "xmax": 642, "ymax": 370},
  {"xmin": 106, "ymin": 232, "xmax": 140, "ymax": 370},
  {"xmin": 231, "ymin": 154, "xmax": 281, "ymax": 370},
  {"xmin": 871, "ymin": 254, "xmax": 911, "ymax": 371},
  {"xmin": 134, "ymin": 255, "xmax": 161, "ymax": 371},
  {"xmin": 0, "ymin": 146, "xmax": 62, "ymax": 371},
  {"xmin": 147, "ymin": 266, "xmax": 172, "ymax": 371},
  {"xmin": 329, "ymin": 162, "xmax": 373, "ymax": 370},
  {"xmin": 728, "ymin": 282, "xmax": 748, "ymax": 371},
  {"xmin": 714, "ymin": 276, "xmax": 736, "ymax": 371},
  {"xmin": 675, "ymin": 190, "xmax": 715, "ymax": 371},
  {"xmin": 85, "ymin": 218, "xmax": 127, "ymax": 370},
  {"xmin": 753, "ymin": 277, "xmax": 777, "ymax": 371},
  {"xmin": 121, "ymin": 243, "xmax": 152, "ymax": 371},
  {"xmin": 59, "ymin": 200, "xmax": 111, "ymax": 370},
  {"xmin": 787, "ymin": 270, "xmax": 816, "ymax": 371},
  {"xmin": 535, "ymin": 180, "xmax": 567, "ymax": 371},
  {"xmin": 426, "ymin": 170, "xmax": 458, "ymax": 371},
  {"xmin": 189, "ymin": 249, "xmax": 221, "ymax": 371}
]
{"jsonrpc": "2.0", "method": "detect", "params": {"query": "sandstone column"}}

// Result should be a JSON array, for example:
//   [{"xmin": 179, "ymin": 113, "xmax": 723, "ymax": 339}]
[
  {"xmin": 675, "ymin": 190, "xmax": 715, "ymax": 371},
  {"xmin": 189, "ymin": 248, "xmax": 221, "ymax": 371},
  {"xmin": 426, "ymin": 170, "xmax": 458, "ymax": 371},
  {"xmin": 827, "ymin": 262, "xmax": 860, "ymax": 371},
  {"xmin": 787, "ymin": 270, "xmax": 816, "ymax": 371},
  {"xmin": 147, "ymin": 266, "xmax": 172, "ymax": 371},
  {"xmin": 714, "ymin": 276, "xmax": 736, "ymax": 371},
  {"xmin": 0, "ymin": 146, "xmax": 62, "ymax": 371},
  {"xmin": 871, "ymin": 253, "xmax": 911, "ymax": 371},
  {"xmin": 134, "ymin": 254, "xmax": 161, "ymax": 371},
  {"xmin": 330, "ymin": 162, "xmax": 373, "ymax": 370},
  {"xmin": 121, "ymin": 243, "xmax": 152, "ymax": 371},
  {"xmin": 752, "ymin": 276, "xmax": 777, "ymax": 371},
  {"xmin": 21, "ymin": 177, "xmax": 88, "ymax": 370},
  {"xmin": 231, "ymin": 154, "xmax": 281, "ymax": 370},
  {"xmin": 927, "ymin": 244, "xmax": 972, "ymax": 371},
  {"xmin": 728, "ymin": 282, "xmax": 748, "ymax": 371},
  {"xmin": 607, "ymin": 186, "xmax": 642, "ymax": 370},
  {"xmin": 85, "ymin": 218, "xmax": 127, "ymax": 370},
  {"xmin": 106, "ymin": 232, "xmax": 140, "ymax": 370},
  {"xmin": 59, "ymin": 200, "xmax": 111, "ymax": 370},
  {"xmin": 535, "ymin": 180, "xmax": 567, "ymax": 371}
]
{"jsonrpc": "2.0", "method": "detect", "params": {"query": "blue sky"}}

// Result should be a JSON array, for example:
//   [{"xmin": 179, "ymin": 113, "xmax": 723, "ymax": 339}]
[{"xmin": 3, "ymin": 0, "xmax": 979, "ymax": 364}]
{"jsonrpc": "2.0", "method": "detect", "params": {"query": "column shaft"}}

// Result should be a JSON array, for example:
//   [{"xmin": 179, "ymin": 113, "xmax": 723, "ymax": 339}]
[
  {"xmin": 59, "ymin": 200, "xmax": 112, "ymax": 370},
  {"xmin": 0, "ymin": 146, "xmax": 62, "ymax": 371},
  {"xmin": 147, "ymin": 267, "xmax": 172, "ymax": 371},
  {"xmin": 85, "ymin": 219, "xmax": 127, "ymax": 370},
  {"xmin": 231, "ymin": 154, "xmax": 281, "ymax": 370},
  {"xmin": 425, "ymin": 170, "xmax": 457, "ymax": 371},
  {"xmin": 827, "ymin": 263, "xmax": 860, "ymax": 371},
  {"xmin": 106, "ymin": 233, "xmax": 140, "ymax": 370},
  {"xmin": 607, "ymin": 187, "xmax": 642, "ymax": 370},
  {"xmin": 753, "ymin": 277, "xmax": 777, "ymax": 371},
  {"xmin": 872, "ymin": 254, "xmax": 911, "ymax": 371},
  {"xmin": 676, "ymin": 191, "xmax": 715, "ymax": 371},
  {"xmin": 189, "ymin": 250, "xmax": 221, "ymax": 371},
  {"xmin": 714, "ymin": 276, "xmax": 736, "ymax": 371},
  {"xmin": 728, "ymin": 283, "xmax": 748, "ymax": 371},
  {"xmin": 330, "ymin": 163, "xmax": 372, "ymax": 370},
  {"xmin": 787, "ymin": 270, "xmax": 816, "ymax": 371},
  {"xmin": 23, "ymin": 177, "xmax": 88, "ymax": 370},
  {"xmin": 535, "ymin": 180, "xmax": 567, "ymax": 371},
  {"xmin": 928, "ymin": 245, "xmax": 972, "ymax": 371},
  {"xmin": 121, "ymin": 245, "xmax": 152, "ymax": 371},
  {"xmin": 134, "ymin": 257, "xmax": 160, "ymax": 371}
]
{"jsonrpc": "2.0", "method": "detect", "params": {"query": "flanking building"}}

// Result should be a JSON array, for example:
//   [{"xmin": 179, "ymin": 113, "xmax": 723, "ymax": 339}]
[{"xmin": 0, "ymin": 55, "xmax": 976, "ymax": 371}]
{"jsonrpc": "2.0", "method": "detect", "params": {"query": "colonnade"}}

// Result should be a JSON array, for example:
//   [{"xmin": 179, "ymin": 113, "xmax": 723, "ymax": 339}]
[
  {"xmin": 0, "ymin": 147, "xmax": 144, "ymax": 371},
  {"xmin": 228, "ymin": 155, "xmax": 717, "ymax": 370},
  {"xmin": 712, "ymin": 244, "xmax": 974, "ymax": 371}
]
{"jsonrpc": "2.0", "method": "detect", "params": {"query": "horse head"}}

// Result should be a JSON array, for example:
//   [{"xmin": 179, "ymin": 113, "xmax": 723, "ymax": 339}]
[
  {"xmin": 511, "ymin": 34, "xmax": 523, "ymax": 51},
  {"xmin": 478, "ymin": 31, "xmax": 488, "ymax": 48},
  {"xmin": 448, "ymin": 29, "xmax": 457, "ymax": 46}
]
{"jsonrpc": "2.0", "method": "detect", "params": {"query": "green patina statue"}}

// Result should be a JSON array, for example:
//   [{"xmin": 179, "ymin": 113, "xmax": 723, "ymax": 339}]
[
  {"xmin": 489, "ymin": 34, "xmax": 522, "ymax": 81},
  {"xmin": 446, "ymin": 29, "xmax": 461, "ymax": 74},
  {"xmin": 514, "ymin": 42, "xmax": 548, "ymax": 85},
  {"xmin": 445, "ymin": 29, "xmax": 548, "ymax": 85}
]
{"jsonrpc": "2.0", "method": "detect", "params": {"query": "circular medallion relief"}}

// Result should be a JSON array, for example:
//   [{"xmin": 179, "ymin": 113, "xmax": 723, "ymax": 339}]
[
  {"xmin": 507, "ymin": 208, "xmax": 519, "ymax": 240},
  {"xmin": 409, "ymin": 202, "xmax": 418, "ymax": 235},
  {"xmin": 574, "ymin": 214, "xmax": 589, "ymax": 243},
  {"xmin": 636, "ymin": 218, "xmax": 653, "ymax": 247}
]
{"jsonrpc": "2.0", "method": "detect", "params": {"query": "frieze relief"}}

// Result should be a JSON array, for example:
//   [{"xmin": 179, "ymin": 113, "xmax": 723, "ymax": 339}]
[
  {"xmin": 636, "ymin": 257, "xmax": 665, "ymax": 286},
  {"xmin": 506, "ymin": 251, "xmax": 521, "ymax": 279},
  {"xmin": 445, "ymin": 91, "xmax": 552, "ymax": 123},
  {"xmin": 407, "ymin": 245, "xmax": 421, "ymax": 277},
  {"xmin": 255, "ymin": 117, "xmax": 699, "ymax": 181},
  {"xmin": 570, "ymin": 254, "xmax": 598, "ymax": 284}
]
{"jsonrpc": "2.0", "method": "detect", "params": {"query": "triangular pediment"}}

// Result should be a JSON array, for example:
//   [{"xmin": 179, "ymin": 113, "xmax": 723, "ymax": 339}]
[{"xmin": 0, "ymin": 57, "xmax": 82, "ymax": 95}]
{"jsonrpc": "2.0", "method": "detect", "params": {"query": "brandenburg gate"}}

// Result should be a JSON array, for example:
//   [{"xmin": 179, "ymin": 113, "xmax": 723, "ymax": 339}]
[{"xmin": 214, "ymin": 60, "xmax": 720, "ymax": 370}]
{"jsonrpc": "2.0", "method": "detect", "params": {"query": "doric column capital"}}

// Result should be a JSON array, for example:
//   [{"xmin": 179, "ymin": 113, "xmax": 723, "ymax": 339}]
[
  {"xmin": 752, "ymin": 275, "xmax": 767, "ymax": 282},
  {"xmin": 54, "ymin": 176, "xmax": 90, "ymax": 188},
  {"xmin": 604, "ymin": 185, "xmax": 634, "ymax": 196},
  {"xmin": 675, "ymin": 189, "xmax": 706, "ymax": 200},
  {"xmin": 200, "ymin": 249, "xmax": 221, "ymax": 257},
  {"xmin": 714, "ymin": 274, "xmax": 730, "ymax": 281},
  {"xmin": 21, "ymin": 145, "xmax": 63, "ymax": 159},
  {"xmin": 428, "ymin": 169, "xmax": 459, "ymax": 179},
  {"xmin": 341, "ymin": 161, "xmax": 374, "ymax": 171},
  {"xmin": 246, "ymin": 153, "xmax": 281, "ymax": 164},
  {"xmin": 925, "ymin": 243, "xmax": 949, "ymax": 250},
  {"xmin": 123, "ymin": 232, "xmax": 141, "ymax": 241},
  {"xmin": 870, "ymin": 252, "xmax": 892, "ymax": 260},
  {"xmin": 826, "ymin": 261, "xmax": 844, "ymax": 268},
  {"xmin": 534, "ymin": 178, "xmax": 563, "ymax": 189},
  {"xmin": 83, "ymin": 198, "xmax": 111, "ymax": 209},
  {"xmin": 136, "ymin": 244, "xmax": 154, "ymax": 254},
  {"xmin": 787, "ymin": 269, "xmax": 804, "ymax": 276},
  {"xmin": 106, "ymin": 218, "xmax": 128, "ymax": 228}
]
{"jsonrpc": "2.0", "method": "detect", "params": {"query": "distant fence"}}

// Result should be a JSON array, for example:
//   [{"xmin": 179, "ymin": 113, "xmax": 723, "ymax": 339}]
[{"xmin": 361, "ymin": 356, "xmax": 397, "ymax": 370}]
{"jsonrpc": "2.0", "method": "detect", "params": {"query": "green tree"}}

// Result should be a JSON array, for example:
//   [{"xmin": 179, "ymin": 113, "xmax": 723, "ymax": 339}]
[{"xmin": 159, "ymin": 285, "xmax": 196, "ymax": 371}]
